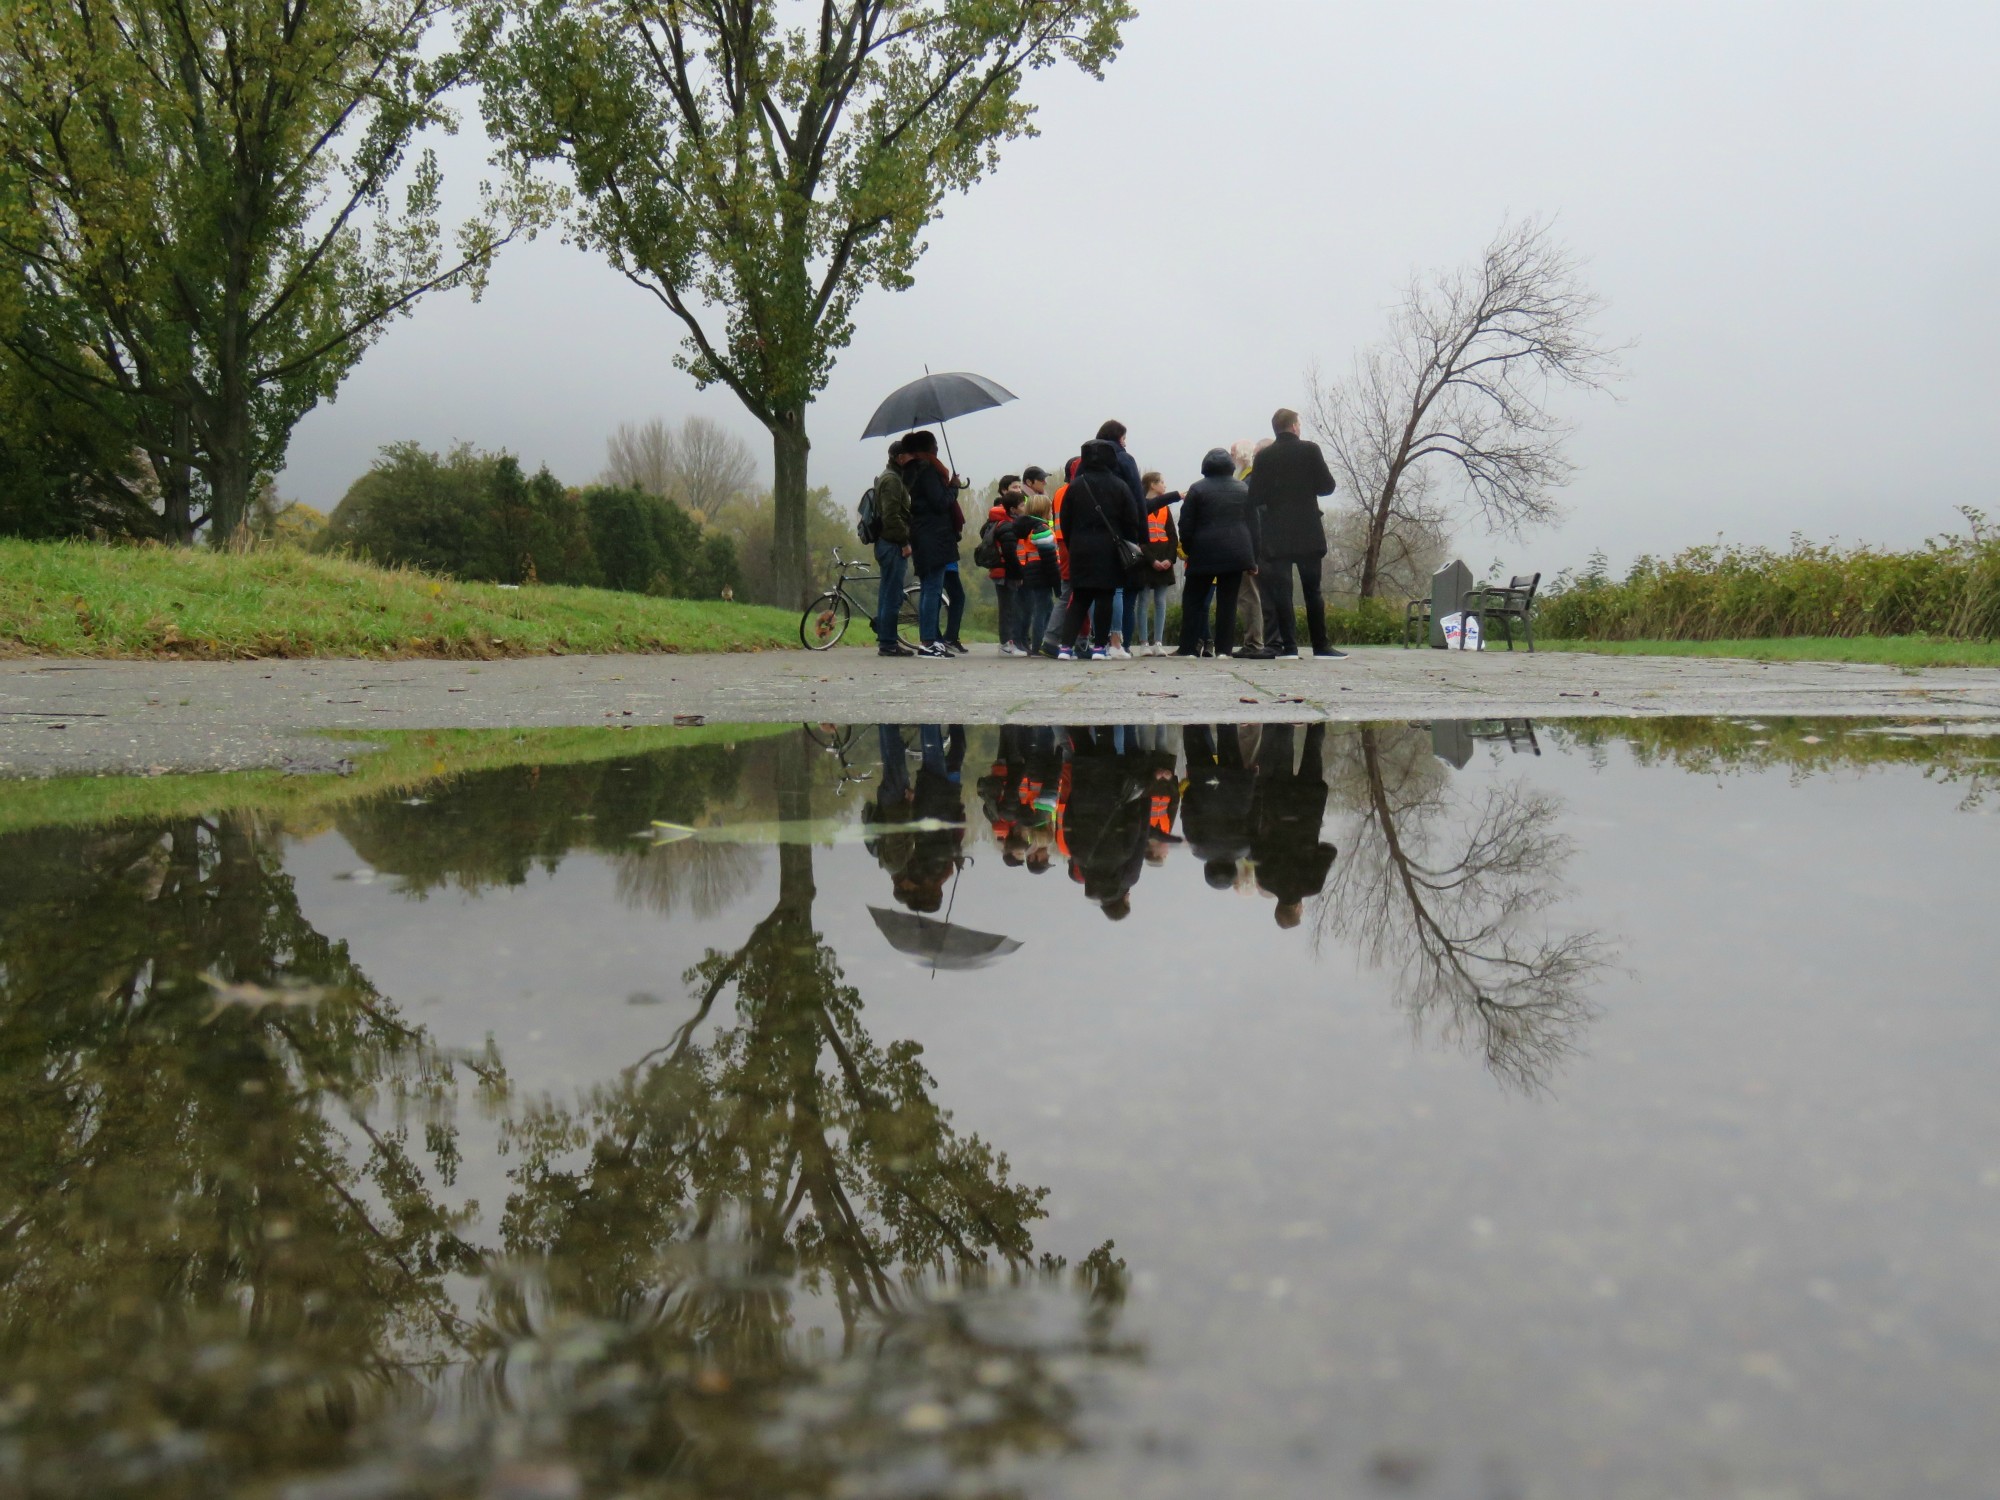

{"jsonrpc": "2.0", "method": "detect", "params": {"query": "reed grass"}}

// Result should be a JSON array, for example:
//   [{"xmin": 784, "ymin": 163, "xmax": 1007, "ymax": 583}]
[{"xmin": 1536, "ymin": 510, "xmax": 2000, "ymax": 643}]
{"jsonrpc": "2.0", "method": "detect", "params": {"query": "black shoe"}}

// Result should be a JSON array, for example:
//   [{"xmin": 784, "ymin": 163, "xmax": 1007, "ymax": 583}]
[
  {"xmin": 1233, "ymin": 646, "xmax": 1277, "ymax": 660},
  {"xmin": 1272, "ymin": 648, "xmax": 1300, "ymax": 659},
  {"xmin": 1314, "ymin": 647, "xmax": 1349, "ymax": 660},
  {"xmin": 915, "ymin": 642, "xmax": 954, "ymax": 660},
  {"xmin": 944, "ymin": 639, "xmax": 969, "ymax": 655}
]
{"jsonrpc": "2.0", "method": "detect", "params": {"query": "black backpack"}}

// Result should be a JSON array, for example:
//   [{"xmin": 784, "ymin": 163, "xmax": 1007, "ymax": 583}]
[
  {"xmin": 972, "ymin": 516, "xmax": 1004, "ymax": 570},
  {"xmin": 855, "ymin": 485, "xmax": 880, "ymax": 545}
]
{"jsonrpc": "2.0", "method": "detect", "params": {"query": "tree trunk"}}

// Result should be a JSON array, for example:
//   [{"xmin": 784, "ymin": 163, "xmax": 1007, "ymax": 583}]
[
  {"xmin": 774, "ymin": 729, "xmax": 816, "ymax": 921},
  {"xmin": 769, "ymin": 411, "xmax": 812, "ymax": 608},
  {"xmin": 1358, "ymin": 486, "xmax": 1392, "ymax": 600},
  {"xmin": 157, "ymin": 403, "xmax": 196, "ymax": 544}
]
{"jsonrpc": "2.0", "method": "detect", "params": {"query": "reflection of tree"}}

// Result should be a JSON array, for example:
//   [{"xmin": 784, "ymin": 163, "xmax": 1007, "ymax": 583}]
[
  {"xmin": 1319, "ymin": 725, "xmax": 1611, "ymax": 1093},
  {"xmin": 469, "ymin": 731, "xmax": 1127, "ymax": 1496},
  {"xmin": 0, "ymin": 739, "xmax": 1129, "ymax": 1498},
  {"xmin": 337, "ymin": 738, "xmax": 765, "ymax": 914},
  {"xmin": 0, "ymin": 815, "xmax": 484, "ymax": 1496}
]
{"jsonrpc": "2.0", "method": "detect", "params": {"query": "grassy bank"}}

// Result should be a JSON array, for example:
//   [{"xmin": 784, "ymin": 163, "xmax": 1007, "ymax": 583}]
[
  {"xmin": 0, "ymin": 539, "xmax": 801, "ymax": 659},
  {"xmin": 1540, "ymin": 637, "xmax": 2000, "ymax": 668},
  {"xmin": 0, "ymin": 721, "xmax": 791, "ymax": 835}
]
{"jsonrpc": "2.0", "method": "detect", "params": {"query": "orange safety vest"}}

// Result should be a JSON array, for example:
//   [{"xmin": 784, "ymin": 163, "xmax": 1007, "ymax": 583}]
[
  {"xmin": 1051, "ymin": 485, "xmax": 1070, "ymax": 580},
  {"xmin": 1147, "ymin": 508, "xmax": 1171, "ymax": 546},
  {"xmin": 1015, "ymin": 529, "xmax": 1039, "ymax": 569}
]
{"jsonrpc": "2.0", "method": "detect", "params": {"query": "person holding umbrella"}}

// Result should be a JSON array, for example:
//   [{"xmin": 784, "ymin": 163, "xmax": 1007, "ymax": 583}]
[{"xmin": 902, "ymin": 430, "xmax": 962, "ymax": 659}]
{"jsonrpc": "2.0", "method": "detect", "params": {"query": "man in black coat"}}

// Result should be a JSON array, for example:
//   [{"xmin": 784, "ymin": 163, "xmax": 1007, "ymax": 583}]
[
  {"xmin": 1250, "ymin": 722, "xmax": 1338, "ymax": 928},
  {"xmin": 1247, "ymin": 408, "xmax": 1345, "ymax": 660}
]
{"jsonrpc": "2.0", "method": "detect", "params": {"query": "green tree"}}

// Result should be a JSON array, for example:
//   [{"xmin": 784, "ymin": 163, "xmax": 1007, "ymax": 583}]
[
  {"xmin": 0, "ymin": 0, "xmax": 538, "ymax": 543},
  {"xmin": 0, "ymin": 346, "xmax": 154, "ymax": 539},
  {"xmin": 325, "ymin": 441, "xmax": 498, "ymax": 577},
  {"xmin": 475, "ymin": 0, "xmax": 1133, "ymax": 605}
]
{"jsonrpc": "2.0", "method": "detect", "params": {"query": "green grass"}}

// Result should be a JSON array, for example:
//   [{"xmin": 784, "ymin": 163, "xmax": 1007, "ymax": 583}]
[
  {"xmin": 0, "ymin": 721, "xmax": 790, "ymax": 836},
  {"xmin": 0, "ymin": 539, "xmax": 803, "ymax": 659},
  {"xmin": 1539, "ymin": 636, "xmax": 2000, "ymax": 669}
]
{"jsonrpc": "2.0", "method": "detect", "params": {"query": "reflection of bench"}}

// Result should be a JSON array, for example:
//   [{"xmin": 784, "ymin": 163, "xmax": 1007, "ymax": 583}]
[
  {"xmin": 1466, "ymin": 718, "xmax": 1541, "ymax": 756},
  {"xmin": 1465, "ymin": 574, "xmax": 1541, "ymax": 652}
]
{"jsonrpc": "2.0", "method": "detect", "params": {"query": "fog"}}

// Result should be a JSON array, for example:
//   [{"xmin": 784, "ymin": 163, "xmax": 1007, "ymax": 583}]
[{"xmin": 278, "ymin": 0, "xmax": 2000, "ymax": 579}]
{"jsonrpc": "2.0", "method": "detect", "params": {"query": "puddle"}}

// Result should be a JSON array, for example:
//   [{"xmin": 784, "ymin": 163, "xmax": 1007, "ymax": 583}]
[{"xmin": 0, "ymin": 718, "xmax": 1996, "ymax": 1498}]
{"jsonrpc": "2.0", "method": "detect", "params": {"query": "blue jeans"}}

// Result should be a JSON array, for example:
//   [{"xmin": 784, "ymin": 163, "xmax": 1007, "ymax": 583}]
[
  {"xmin": 1135, "ymin": 581, "xmax": 1174, "ymax": 644},
  {"xmin": 943, "ymin": 566, "xmax": 966, "ymax": 643},
  {"xmin": 917, "ymin": 567, "xmax": 948, "ymax": 643},
  {"xmin": 874, "ymin": 542, "xmax": 908, "ymax": 646},
  {"xmin": 1023, "ymin": 583, "xmax": 1054, "ymax": 649}
]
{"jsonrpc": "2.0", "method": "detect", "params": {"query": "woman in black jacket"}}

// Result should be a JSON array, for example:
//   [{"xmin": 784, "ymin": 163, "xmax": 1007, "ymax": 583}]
[
  {"xmin": 1057, "ymin": 439, "xmax": 1145, "ymax": 659},
  {"xmin": 902, "ymin": 429, "xmax": 960, "ymax": 658},
  {"xmin": 1175, "ymin": 448, "xmax": 1258, "ymax": 657}
]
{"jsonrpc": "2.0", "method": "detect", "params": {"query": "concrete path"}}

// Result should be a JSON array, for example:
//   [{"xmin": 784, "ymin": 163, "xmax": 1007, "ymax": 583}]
[{"xmin": 4, "ymin": 647, "xmax": 1999, "ymax": 777}]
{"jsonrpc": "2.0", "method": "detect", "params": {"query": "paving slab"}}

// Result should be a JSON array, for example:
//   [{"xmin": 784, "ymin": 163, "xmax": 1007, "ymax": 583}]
[{"xmin": 4, "ymin": 646, "xmax": 1999, "ymax": 778}]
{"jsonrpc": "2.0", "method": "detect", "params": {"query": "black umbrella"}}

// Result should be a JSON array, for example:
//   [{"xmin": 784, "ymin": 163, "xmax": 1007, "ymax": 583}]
[
  {"xmin": 868, "ymin": 906, "xmax": 1023, "ymax": 971},
  {"xmin": 861, "ymin": 371, "xmax": 1017, "ymax": 439}
]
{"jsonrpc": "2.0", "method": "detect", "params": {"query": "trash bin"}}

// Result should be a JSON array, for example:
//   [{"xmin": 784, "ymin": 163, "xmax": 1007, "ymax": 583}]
[{"xmin": 1429, "ymin": 561, "xmax": 1474, "ymax": 648}]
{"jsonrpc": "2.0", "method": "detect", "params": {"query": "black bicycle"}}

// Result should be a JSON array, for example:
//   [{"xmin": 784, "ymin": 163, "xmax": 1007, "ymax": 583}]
[{"xmin": 799, "ymin": 545, "xmax": 919, "ymax": 650}]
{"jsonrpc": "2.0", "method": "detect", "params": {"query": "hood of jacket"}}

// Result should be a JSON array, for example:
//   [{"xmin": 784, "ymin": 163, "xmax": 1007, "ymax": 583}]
[
  {"xmin": 1079, "ymin": 439, "xmax": 1119, "ymax": 473},
  {"xmin": 1201, "ymin": 447, "xmax": 1234, "ymax": 478}
]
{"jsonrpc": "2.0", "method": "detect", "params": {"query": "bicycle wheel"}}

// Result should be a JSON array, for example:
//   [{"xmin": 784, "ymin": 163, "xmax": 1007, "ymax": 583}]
[
  {"xmin": 896, "ymin": 585, "xmax": 921, "ymax": 649},
  {"xmin": 800, "ymin": 591, "xmax": 852, "ymax": 650},
  {"xmin": 802, "ymin": 722, "xmax": 857, "ymax": 753}
]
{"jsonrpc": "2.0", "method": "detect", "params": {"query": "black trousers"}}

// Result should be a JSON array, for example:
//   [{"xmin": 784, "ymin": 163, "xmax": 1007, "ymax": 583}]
[
  {"xmin": 1260, "ymin": 554, "xmax": 1329, "ymax": 654},
  {"xmin": 1178, "ymin": 572, "xmax": 1243, "ymax": 655},
  {"xmin": 1061, "ymin": 587, "xmax": 1116, "ymax": 649}
]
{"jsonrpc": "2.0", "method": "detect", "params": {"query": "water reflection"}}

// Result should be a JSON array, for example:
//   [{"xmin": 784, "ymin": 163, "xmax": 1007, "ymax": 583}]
[
  {"xmin": 1321, "ymin": 724, "xmax": 1609, "ymax": 1094},
  {"xmin": 4, "ymin": 716, "xmax": 1997, "ymax": 1495},
  {"xmin": 0, "ymin": 741, "xmax": 1124, "ymax": 1499}
]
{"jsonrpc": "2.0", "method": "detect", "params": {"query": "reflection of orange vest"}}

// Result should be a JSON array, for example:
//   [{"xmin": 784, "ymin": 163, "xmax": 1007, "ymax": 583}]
[
  {"xmin": 1053, "ymin": 764, "xmax": 1074, "ymax": 856},
  {"xmin": 1150, "ymin": 793, "xmax": 1173, "ymax": 837},
  {"xmin": 1147, "ymin": 508, "xmax": 1170, "ymax": 546}
]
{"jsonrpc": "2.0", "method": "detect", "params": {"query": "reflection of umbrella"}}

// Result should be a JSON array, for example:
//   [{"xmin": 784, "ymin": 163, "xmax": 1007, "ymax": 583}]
[
  {"xmin": 869, "ymin": 906, "xmax": 1023, "ymax": 971},
  {"xmin": 860, "ymin": 371, "xmax": 1017, "ymax": 439}
]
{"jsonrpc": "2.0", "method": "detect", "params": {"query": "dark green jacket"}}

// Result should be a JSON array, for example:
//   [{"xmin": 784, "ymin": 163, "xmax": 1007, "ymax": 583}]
[{"xmin": 874, "ymin": 464, "xmax": 912, "ymax": 545}]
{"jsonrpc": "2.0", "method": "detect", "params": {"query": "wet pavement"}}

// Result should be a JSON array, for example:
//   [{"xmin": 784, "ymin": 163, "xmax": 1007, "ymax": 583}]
[
  {"xmin": 5, "ymin": 647, "xmax": 2000, "ymax": 776},
  {"xmin": 1, "ymin": 716, "xmax": 1996, "ymax": 1498}
]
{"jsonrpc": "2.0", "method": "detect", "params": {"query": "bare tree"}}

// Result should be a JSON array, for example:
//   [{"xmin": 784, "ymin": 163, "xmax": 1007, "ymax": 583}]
[
  {"xmin": 1317, "ymin": 724, "xmax": 1613, "ymax": 1094},
  {"xmin": 603, "ymin": 415, "xmax": 758, "ymax": 522},
  {"xmin": 1310, "ymin": 217, "xmax": 1622, "ymax": 599}
]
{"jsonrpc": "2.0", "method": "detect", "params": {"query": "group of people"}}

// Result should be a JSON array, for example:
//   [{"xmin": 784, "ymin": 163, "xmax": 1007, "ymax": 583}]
[
  {"xmin": 865, "ymin": 722, "xmax": 1338, "ymax": 927},
  {"xmin": 866, "ymin": 408, "xmax": 1347, "ymax": 662}
]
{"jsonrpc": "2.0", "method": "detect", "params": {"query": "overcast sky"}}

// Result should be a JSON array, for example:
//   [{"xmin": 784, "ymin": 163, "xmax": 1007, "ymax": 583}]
[{"xmin": 279, "ymin": 0, "xmax": 2000, "ymax": 578}]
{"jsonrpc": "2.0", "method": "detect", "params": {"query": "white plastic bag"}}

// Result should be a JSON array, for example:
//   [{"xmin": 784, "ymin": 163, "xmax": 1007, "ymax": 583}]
[{"xmin": 1440, "ymin": 612, "xmax": 1483, "ymax": 650}]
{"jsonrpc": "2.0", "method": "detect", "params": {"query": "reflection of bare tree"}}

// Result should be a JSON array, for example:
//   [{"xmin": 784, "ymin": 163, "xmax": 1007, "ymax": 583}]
[
  {"xmin": 615, "ymin": 836, "xmax": 764, "ymax": 919},
  {"xmin": 1318, "ymin": 725, "xmax": 1612, "ymax": 1093}
]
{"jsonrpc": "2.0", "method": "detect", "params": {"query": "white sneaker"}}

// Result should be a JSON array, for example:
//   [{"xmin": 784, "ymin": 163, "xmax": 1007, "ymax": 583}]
[
  {"xmin": 1000, "ymin": 642, "xmax": 1020, "ymax": 656},
  {"xmin": 1107, "ymin": 645, "xmax": 1132, "ymax": 660}
]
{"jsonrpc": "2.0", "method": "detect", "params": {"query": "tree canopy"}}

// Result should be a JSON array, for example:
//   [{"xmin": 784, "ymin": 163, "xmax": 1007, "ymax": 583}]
[
  {"xmin": 476, "ymin": 0, "xmax": 1133, "ymax": 603},
  {"xmin": 0, "ymin": 0, "xmax": 539, "ymax": 541}
]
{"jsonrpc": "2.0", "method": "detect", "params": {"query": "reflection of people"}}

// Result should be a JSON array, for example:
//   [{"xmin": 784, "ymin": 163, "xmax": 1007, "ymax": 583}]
[
  {"xmin": 902, "ymin": 725, "xmax": 967, "ymax": 912},
  {"xmin": 864, "ymin": 724, "xmax": 919, "ymax": 897},
  {"xmin": 1181, "ymin": 725, "xmax": 1258, "ymax": 890},
  {"xmin": 1140, "ymin": 724, "xmax": 1181, "ymax": 865},
  {"xmin": 1064, "ymin": 727, "xmax": 1151, "ymax": 918},
  {"xmin": 1250, "ymin": 722, "xmax": 1338, "ymax": 927}
]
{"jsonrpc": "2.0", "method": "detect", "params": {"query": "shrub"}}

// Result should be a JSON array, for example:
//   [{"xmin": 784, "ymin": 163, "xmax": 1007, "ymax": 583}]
[{"xmin": 1536, "ymin": 512, "xmax": 2000, "ymax": 642}]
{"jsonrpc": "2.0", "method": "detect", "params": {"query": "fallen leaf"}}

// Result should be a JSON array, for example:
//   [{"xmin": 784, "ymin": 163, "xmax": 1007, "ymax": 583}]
[{"xmin": 1240, "ymin": 697, "xmax": 1259, "ymax": 704}]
